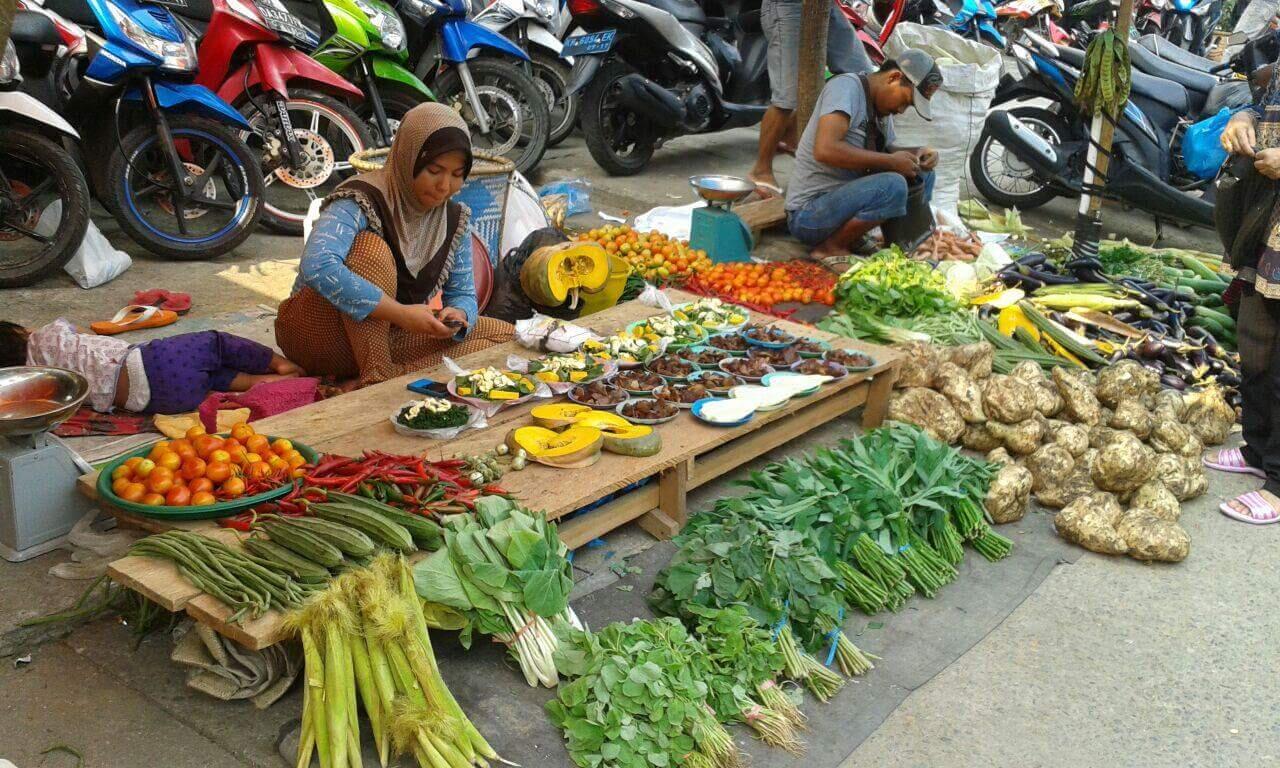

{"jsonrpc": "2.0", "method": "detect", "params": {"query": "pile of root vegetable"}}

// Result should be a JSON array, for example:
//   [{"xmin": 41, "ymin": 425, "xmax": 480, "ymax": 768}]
[{"xmin": 887, "ymin": 341, "xmax": 1237, "ymax": 562}]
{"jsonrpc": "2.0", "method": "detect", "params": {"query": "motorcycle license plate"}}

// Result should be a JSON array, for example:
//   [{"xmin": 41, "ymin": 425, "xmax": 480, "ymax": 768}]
[{"xmin": 562, "ymin": 30, "xmax": 617, "ymax": 56}]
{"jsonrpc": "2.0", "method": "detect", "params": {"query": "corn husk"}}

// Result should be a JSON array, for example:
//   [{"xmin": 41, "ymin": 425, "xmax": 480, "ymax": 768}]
[{"xmin": 1055, "ymin": 492, "xmax": 1128, "ymax": 555}]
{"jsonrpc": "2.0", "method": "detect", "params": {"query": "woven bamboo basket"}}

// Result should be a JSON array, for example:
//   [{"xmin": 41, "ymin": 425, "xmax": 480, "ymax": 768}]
[{"xmin": 348, "ymin": 148, "xmax": 515, "ymax": 265}]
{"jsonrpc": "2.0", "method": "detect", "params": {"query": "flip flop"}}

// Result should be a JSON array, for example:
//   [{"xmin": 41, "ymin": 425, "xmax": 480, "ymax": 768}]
[
  {"xmin": 1204, "ymin": 447, "xmax": 1266, "ymax": 478},
  {"xmin": 90, "ymin": 305, "xmax": 178, "ymax": 336},
  {"xmin": 750, "ymin": 178, "xmax": 784, "ymax": 199},
  {"xmin": 134, "ymin": 289, "xmax": 193, "ymax": 314},
  {"xmin": 1219, "ymin": 491, "xmax": 1280, "ymax": 525},
  {"xmin": 776, "ymin": 142, "xmax": 797, "ymax": 156}
]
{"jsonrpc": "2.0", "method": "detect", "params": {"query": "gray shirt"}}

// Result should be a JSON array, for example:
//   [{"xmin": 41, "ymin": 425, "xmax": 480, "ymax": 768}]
[{"xmin": 786, "ymin": 73, "xmax": 897, "ymax": 212}]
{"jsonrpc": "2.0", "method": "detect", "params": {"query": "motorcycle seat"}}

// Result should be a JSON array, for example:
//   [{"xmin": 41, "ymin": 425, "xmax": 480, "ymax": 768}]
[
  {"xmin": 11, "ymin": 10, "xmax": 63, "ymax": 46},
  {"xmin": 1138, "ymin": 34, "xmax": 1216, "ymax": 72},
  {"xmin": 1128, "ymin": 38, "xmax": 1218, "ymax": 94},
  {"xmin": 1058, "ymin": 44, "xmax": 1190, "ymax": 113},
  {"xmin": 41, "ymin": 0, "xmax": 99, "ymax": 28},
  {"xmin": 165, "ymin": 0, "xmax": 216, "ymax": 22},
  {"xmin": 639, "ymin": 0, "xmax": 707, "ymax": 25}
]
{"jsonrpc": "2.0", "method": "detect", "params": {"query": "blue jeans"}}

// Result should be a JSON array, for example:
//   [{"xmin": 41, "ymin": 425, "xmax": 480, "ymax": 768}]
[{"xmin": 787, "ymin": 171, "xmax": 935, "ymax": 246}]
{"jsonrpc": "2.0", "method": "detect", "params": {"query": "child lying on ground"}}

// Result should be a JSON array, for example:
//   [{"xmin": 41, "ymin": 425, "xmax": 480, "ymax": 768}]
[{"xmin": 0, "ymin": 319, "xmax": 305, "ymax": 415}]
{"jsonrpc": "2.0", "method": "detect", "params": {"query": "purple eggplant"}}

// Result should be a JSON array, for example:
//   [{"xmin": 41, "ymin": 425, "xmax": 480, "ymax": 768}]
[{"xmin": 1161, "ymin": 374, "xmax": 1189, "ymax": 390}]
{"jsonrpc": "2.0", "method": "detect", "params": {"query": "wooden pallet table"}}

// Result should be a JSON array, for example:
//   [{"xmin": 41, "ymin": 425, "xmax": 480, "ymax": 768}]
[{"xmin": 85, "ymin": 291, "xmax": 901, "ymax": 648}]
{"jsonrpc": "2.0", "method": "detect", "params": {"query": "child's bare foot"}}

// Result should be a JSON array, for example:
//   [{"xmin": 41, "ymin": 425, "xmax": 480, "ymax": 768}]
[{"xmin": 1220, "ymin": 489, "xmax": 1280, "ymax": 525}]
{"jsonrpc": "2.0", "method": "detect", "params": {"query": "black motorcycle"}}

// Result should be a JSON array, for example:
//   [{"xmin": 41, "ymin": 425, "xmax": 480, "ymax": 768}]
[{"xmin": 564, "ymin": 0, "xmax": 770, "ymax": 175}]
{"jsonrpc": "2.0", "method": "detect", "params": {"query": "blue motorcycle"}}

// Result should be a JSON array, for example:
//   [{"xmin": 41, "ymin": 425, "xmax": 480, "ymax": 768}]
[
  {"xmin": 949, "ymin": 0, "xmax": 1005, "ymax": 46},
  {"xmin": 38, "ymin": 0, "xmax": 264, "ymax": 258}
]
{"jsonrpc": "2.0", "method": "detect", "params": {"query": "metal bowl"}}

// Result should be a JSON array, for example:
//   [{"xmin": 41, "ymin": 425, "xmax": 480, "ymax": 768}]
[
  {"xmin": 690, "ymin": 175, "xmax": 756, "ymax": 205},
  {"xmin": 0, "ymin": 366, "xmax": 89, "ymax": 436}
]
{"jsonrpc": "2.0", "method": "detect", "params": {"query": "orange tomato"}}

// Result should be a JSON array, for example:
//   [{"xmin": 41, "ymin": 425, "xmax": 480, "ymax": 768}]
[
  {"xmin": 134, "ymin": 458, "xmax": 157, "ymax": 479},
  {"xmin": 220, "ymin": 476, "xmax": 246, "ymax": 497},
  {"xmin": 147, "ymin": 440, "xmax": 172, "ymax": 460},
  {"xmin": 291, "ymin": 468, "xmax": 306, "ymax": 479},
  {"xmin": 141, "ymin": 493, "xmax": 166, "ymax": 507},
  {"xmin": 209, "ymin": 449, "xmax": 232, "ymax": 465},
  {"xmin": 221, "ymin": 437, "xmax": 242, "ymax": 452},
  {"xmin": 120, "ymin": 482, "xmax": 147, "ymax": 502},
  {"xmin": 112, "ymin": 476, "xmax": 132, "ymax": 495},
  {"xmin": 185, "ymin": 425, "xmax": 207, "ymax": 440},
  {"xmin": 267, "ymin": 456, "xmax": 289, "ymax": 473},
  {"xmin": 111, "ymin": 464, "xmax": 132, "ymax": 481},
  {"xmin": 227, "ymin": 447, "xmax": 249, "ymax": 465},
  {"xmin": 205, "ymin": 461, "xmax": 232, "ymax": 484},
  {"xmin": 246, "ymin": 461, "xmax": 272, "ymax": 480},
  {"xmin": 286, "ymin": 453, "xmax": 307, "ymax": 470},
  {"xmin": 146, "ymin": 469, "xmax": 174, "ymax": 495},
  {"xmin": 191, "ymin": 491, "xmax": 217, "ymax": 506},
  {"xmin": 156, "ymin": 451, "xmax": 182, "ymax": 471},
  {"xmin": 244, "ymin": 452, "xmax": 262, "ymax": 464},
  {"xmin": 165, "ymin": 485, "xmax": 192, "ymax": 506},
  {"xmin": 124, "ymin": 457, "xmax": 143, "ymax": 471},
  {"xmin": 245, "ymin": 434, "xmax": 269, "ymax": 454},
  {"xmin": 230, "ymin": 423, "xmax": 255, "ymax": 442},
  {"xmin": 189, "ymin": 477, "xmax": 214, "ymax": 494},
  {"xmin": 180, "ymin": 457, "xmax": 207, "ymax": 481}
]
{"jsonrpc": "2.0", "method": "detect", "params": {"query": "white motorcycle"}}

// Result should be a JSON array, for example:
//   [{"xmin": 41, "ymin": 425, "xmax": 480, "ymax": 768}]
[
  {"xmin": 0, "ymin": 12, "xmax": 91, "ymax": 288},
  {"xmin": 472, "ymin": 0, "xmax": 580, "ymax": 146}
]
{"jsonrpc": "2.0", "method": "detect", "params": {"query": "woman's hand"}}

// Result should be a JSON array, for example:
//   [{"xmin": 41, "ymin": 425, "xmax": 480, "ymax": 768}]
[
  {"xmin": 395, "ymin": 304, "xmax": 456, "ymax": 338},
  {"xmin": 1222, "ymin": 112, "xmax": 1258, "ymax": 157},
  {"xmin": 437, "ymin": 307, "xmax": 469, "ymax": 334},
  {"xmin": 1256, "ymin": 148, "xmax": 1280, "ymax": 180}
]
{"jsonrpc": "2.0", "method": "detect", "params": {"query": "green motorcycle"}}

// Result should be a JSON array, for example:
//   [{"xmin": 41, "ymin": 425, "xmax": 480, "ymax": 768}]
[{"xmin": 286, "ymin": 0, "xmax": 434, "ymax": 145}]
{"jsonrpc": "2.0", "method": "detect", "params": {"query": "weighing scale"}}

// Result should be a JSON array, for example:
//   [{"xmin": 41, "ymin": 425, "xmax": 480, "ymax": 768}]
[
  {"xmin": 689, "ymin": 175, "xmax": 756, "ymax": 263},
  {"xmin": 0, "ymin": 367, "xmax": 97, "ymax": 562}
]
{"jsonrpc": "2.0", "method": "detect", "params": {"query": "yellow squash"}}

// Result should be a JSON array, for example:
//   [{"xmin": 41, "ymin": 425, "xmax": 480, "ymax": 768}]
[
  {"xmin": 520, "ymin": 241, "xmax": 610, "ymax": 309},
  {"xmin": 530, "ymin": 403, "xmax": 594, "ymax": 428},
  {"xmin": 567, "ymin": 411, "xmax": 663, "ymax": 457},
  {"xmin": 506, "ymin": 426, "xmax": 604, "ymax": 468}
]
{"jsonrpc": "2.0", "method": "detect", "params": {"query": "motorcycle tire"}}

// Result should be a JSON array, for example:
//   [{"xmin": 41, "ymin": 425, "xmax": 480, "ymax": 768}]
[
  {"xmin": 104, "ymin": 115, "xmax": 264, "ymax": 261},
  {"xmin": 434, "ymin": 59, "xmax": 550, "ymax": 175},
  {"xmin": 363, "ymin": 82, "xmax": 432, "ymax": 147},
  {"xmin": 529, "ymin": 50, "xmax": 579, "ymax": 147},
  {"xmin": 581, "ymin": 59, "xmax": 657, "ymax": 177},
  {"xmin": 242, "ymin": 90, "xmax": 375, "ymax": 236},
  {"xmin": 0, "ymin": 130, "xmax": 90, "ymax": 288},
  {"xmin": 969, "ymin": 106, "xmax": 1069, "ymax": 212}
]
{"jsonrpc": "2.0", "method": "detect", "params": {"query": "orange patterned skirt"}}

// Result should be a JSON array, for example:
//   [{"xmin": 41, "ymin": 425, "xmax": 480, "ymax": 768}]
[{"xmin": 276, "ymin": 231, "xmax": 514, "ymax": 387}]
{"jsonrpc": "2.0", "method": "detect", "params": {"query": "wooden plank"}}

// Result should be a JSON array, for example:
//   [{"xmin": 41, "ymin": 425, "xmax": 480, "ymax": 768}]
[
  {"xmin": 558, "ymin": 485, "xmax": 659, "ymax": 550},
  {"xmin": 735, "ymin": 197, "xmax": 786, "ymax": 233},
  {"xmin": 643, "ymin": 461, "xmax": 689, "ymax": 540},
  {"xmin": 861, "ymin": 368, "xmax": 898, "ymax": 429},
  {"xmin": 184, "ymin": 595, "xmax": 291, "ymax": 651},
  {"xmin": 107, "ymin": 556, "xmax": 202, "ymax": 612}
]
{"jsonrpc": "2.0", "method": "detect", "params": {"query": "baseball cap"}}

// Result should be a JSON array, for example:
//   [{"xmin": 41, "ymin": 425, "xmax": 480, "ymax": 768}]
[{"xmin": 893, "ymin": 48, "xmax": 943, "ymax": 121}]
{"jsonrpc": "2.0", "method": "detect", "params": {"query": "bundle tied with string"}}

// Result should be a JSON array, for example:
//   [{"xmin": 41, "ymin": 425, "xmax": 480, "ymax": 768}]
[{"xmin": 1070, "ymin": 25, "xmax": 1133, "ymax": 259}]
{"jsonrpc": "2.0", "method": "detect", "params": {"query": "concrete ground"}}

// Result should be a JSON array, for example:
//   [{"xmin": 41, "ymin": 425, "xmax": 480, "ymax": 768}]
[{"xmin": 4, "ymin": 126, "xmax": 1276, "ymax": 768}]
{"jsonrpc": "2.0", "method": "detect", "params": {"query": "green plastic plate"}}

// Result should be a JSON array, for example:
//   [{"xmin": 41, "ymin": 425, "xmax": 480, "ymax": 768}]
[{"xmin": 96, "ymin": 436, "xmax": 319, "ymax": 521}]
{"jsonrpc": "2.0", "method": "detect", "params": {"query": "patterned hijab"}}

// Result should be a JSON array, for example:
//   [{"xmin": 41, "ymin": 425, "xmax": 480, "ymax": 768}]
[{"xmin": 337, "ymin": 103, "xmax": 473, "ymax": 277}]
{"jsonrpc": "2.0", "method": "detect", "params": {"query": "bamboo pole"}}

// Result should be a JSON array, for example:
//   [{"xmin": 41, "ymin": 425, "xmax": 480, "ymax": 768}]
[
  {"xmin": 0, "ymin": 0, "xmax": 14, "ymax": 57},
  {"xmin": 795, "ymin": 0, "xmax": 831, "ymax": 133}
]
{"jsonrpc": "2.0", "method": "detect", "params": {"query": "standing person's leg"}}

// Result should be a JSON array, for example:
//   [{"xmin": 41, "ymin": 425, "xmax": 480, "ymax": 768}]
[
  {"xmin": 825, "ymin": 1, "xmax": 873, "ymax": 75},
  {"xmin": 750, "ymin": 0, "xmax": 802, "ymax": 196},
  {"xmin": 1219, "ymin": 290, "xmax": 1280, "ymax": 523},
  {"xmin": 787, "ymin": 172, "xmax": 909, "ymax": 263}
]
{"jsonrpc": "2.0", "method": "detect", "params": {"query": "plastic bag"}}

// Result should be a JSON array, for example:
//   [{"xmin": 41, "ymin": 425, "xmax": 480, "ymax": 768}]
[
  {"xmin": 638, "ymin": 283, "xmax": 675, "ymax": 310},
  {"xmin": 389, "ymin": 400, "xmax": 487, "ymax": 439},
  {"xmin": 632, "ymin": 201, "xmax": 706, "ymax": 241},
  {"xmin": 513, "ymin": 313, "xmax": 601, "ymax": 352},
  {"xmin": 37, "ymin": 201, "xmax": 133, "ymax": 289},
  {"xmin": 538, "ymin": 178, "xmax": 592, "ymax": 216},
  {"xmin": 440, "ymin": 356, "xmax": 553, "ymax": 417},
  {"xmin": 502, "ymin": 171, "xmax": 550, "ymax": 259},
  {"xmin": 1183, "ymin": 107, "xmax": 1239, "ymax": 181}
]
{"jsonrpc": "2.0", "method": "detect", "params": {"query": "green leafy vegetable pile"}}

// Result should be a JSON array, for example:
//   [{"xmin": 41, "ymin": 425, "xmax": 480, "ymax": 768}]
[
  {"xmin": 834, "ymin": 247, "xmax": 959, "ymax": 318},
  {"xmin": 412, "ymin": 496, "xmax": 582, "ymax": 688}
]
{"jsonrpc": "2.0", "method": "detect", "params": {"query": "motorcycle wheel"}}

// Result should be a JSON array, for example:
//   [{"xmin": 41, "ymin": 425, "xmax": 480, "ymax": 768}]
[
  {"xmin": 581, "ymin": 59, "xmax": 657, "ymax": 177},
  {"xmin": 969, "ymin": 106, "xmax": 1068, "ymax": 212},
  {"xmin": 104, "ymin": 116, "xmax": 264, "ymax": 260},
  {"xmin": 0, "ymin": 130, "xmax": 90, "ymax": 288},
  {"xmin": 529, "ymin": 51, "xmax": 579, "ymax": 147},
  {"xmin": 363, "ymin": 83, "xmax": 431, "ymax": 147},
  {"xmin": 242, "ymin": 90, "xmax": 375, "ymax": 236},
  {"xmin": 434, "ymin": 59, "xmax": 551, "ymax": 175}
]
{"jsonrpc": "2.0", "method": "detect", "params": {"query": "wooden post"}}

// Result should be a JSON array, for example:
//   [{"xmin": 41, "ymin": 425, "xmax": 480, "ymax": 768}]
[
  {"xmin": 1072, "ymin": 0, "xmax": 1135, "ymax": 258},
  {"xmin": 0, "ymin": 0, "xmax": 15, "ymax": 58},
  {"xmin": 795, "ymin": 0, "xmax": 831, "ymax": 133}
]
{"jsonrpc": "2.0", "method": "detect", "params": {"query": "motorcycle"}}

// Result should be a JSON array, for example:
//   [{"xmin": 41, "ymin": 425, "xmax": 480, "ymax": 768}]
[
  {"xmin": 1138, "ymin": 0, "xmax": 1222, "ymax": 56},
  {"xmin": 36, "ymin": 0, "xmax": 265, "ymax": 259},
  {"xmin": 835, "ymin": 0, "xmax": 888, "ymax": 65},
  {"xmin": 472, "ymin": 0, "xmax": 579, "ymax": 146},
  {"xmin": 398, "ymin": 0, "xmax": 551, "ymax": 174},
  {"xmin": 950, "ymin": 0, "xmax": 1004, "ymax": 45},
  {"xmin": 563, "ymin": 0, "xmax": 770, "ymax": 176},
  {"xmin": 1, "ymin": 11, "xmax": 91, "ymax": 287},
  {"xmin": 873, "ymin": 0, "xmax": 949, "ymax": 27},
  {"xmin": 283, "ymin": 0, "xmax": 435, "ymax": 146},
  {"xmin": 156, "ymin": 0, "xmax": 376, "ymax": 234},
  {"xmin": 968, "ymin": 28, "xmax": 1251, "ymax": 227}
]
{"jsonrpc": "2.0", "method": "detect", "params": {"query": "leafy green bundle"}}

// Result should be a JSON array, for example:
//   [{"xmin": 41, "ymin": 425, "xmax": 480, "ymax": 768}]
[
  {"xmin": 412, "ymin": 496, "xmax": 582, "ymax": 688},
  {"xmin": 834, "ymin": 247, "xmax": 958, "ymax": 318}
]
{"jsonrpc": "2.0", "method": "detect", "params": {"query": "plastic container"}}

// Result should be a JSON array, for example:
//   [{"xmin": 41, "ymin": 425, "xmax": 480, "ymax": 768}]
[{"xmin": 580, "ymin": 254, "xmax": 633, "ymax": 316}]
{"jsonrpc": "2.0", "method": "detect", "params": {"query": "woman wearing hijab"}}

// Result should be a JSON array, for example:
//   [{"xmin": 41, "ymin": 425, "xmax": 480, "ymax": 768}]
[{"xmin": 276, "ymin": 104, "xmax": 513, "ymax": 388}]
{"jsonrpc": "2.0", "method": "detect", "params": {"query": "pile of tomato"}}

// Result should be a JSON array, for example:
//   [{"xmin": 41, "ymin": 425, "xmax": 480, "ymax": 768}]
[
  {"xmin": 108, "ymin": 423, "xmax": 307, "ymax": 507},
  {"xmin": 576, "ymin": 225, "xmax": 712, "ymax": 285},
  {"xmin": 686, "ymin": 260, "xmax": 837, "ymax": 308}
]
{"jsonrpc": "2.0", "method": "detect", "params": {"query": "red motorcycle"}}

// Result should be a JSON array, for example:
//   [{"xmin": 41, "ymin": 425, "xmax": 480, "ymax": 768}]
[
  {"xmin": 837, "ymin": 0, "xmax": 889, "ymax": 64},
  {"xmin": 157, "ymin": 0, "xmax": 375, "ymax": 234}
]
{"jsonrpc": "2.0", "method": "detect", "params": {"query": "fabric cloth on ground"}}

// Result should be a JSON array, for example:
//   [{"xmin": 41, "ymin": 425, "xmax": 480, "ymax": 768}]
[
  {"xmin": 276, "ymin": 231, "xmax": 515, "ymax": 387},
  {"xmin": 786, "ymin": 73, "xmax": 898, "ymax": 213},
  {"xmin": 139, "ymin": 331, "xmax": 275, "ymax": 415},
  {"xmin": 1235, "ymin": 291, "xmax": 1280, "ymax": 495},
  {"xmin": 52, "ymin": 407, "xmax": 154, "ymax": 438},
  {"xmin": 171, "ymin": 621, "xmax": 301, "ymax": 709},
  {"xmin": 762, "ymin": 0, "xmax": 872, "ymax": 110},
  {"xmin": 788, "ymin": 170, "xmax": 935, "ymax": 245},
  {"xmin": 197, "ymin": 377, "xmax": 322, "ymax": 431},
  {"xmin": 26, "ymin": 319, "xmax": 131, "ymax": 412},
  {"xmin": 154, "ymin": 409, "xmax": 252, "ymax": 440}
]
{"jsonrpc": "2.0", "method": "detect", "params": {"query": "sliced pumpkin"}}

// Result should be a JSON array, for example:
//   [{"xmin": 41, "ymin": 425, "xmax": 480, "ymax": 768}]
[
  {"xmin": 506, "ymin": 426, "xmax": 604, "ymax": 468},
  {"xmin": 571, "ymin": 411, "xmax": 632, "ymax": 431},
  {"xmin": 571, "ymin": 412, "xmax": 663, "ymax": 457},
  {"xmin": 997, "ymin": 304, "xmax": 1039, "ymax": 340},
  {"xmin": 530, "ymin": 403, "xmax": 593, "ymax": 429},
  {"xmin": 520, "ymin": 241, "xmax": 609, "ymax": 309}
]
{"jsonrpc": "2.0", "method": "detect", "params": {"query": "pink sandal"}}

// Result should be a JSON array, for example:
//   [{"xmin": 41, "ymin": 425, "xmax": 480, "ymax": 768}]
[
  {"xmin": 1204, "ymin": 447, "xmax": 1266, "ymax": 478},
  {"xmin": 1219, "ymin": 491, "xmax": 1280, "ymax": 525}
]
